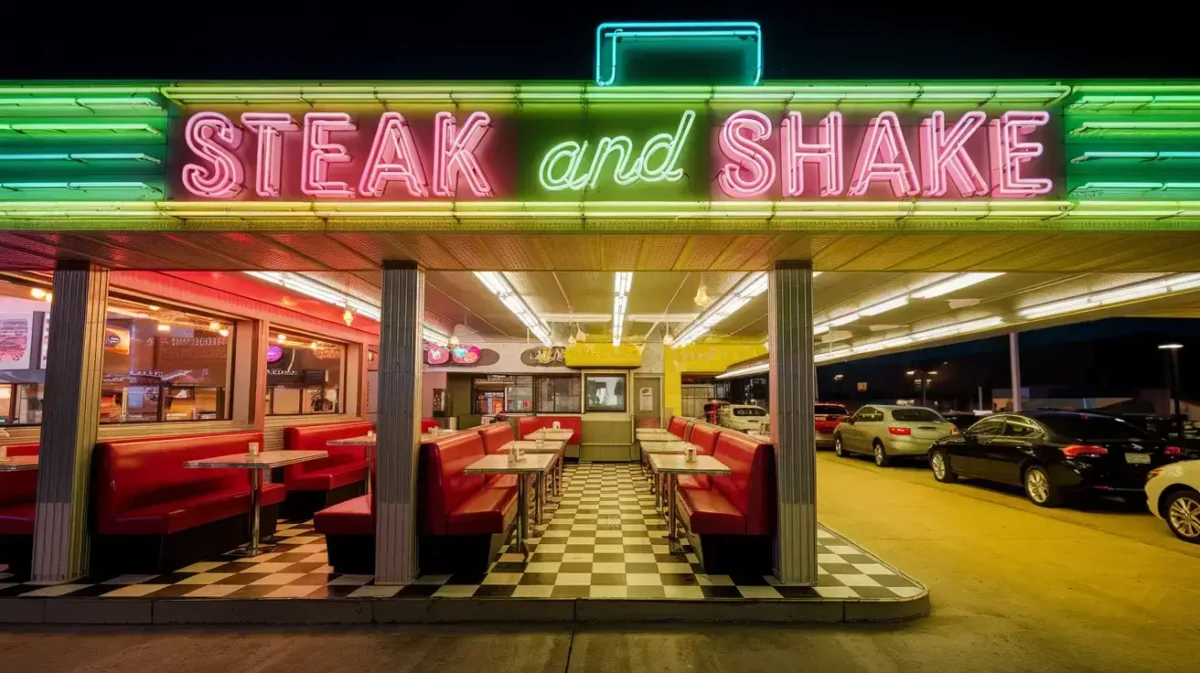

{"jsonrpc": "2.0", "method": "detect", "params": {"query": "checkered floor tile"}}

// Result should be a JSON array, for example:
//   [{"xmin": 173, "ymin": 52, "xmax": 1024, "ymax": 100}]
[{"xmin": 0, "ymin": 463, "xmax": 922, "ymax": 601}]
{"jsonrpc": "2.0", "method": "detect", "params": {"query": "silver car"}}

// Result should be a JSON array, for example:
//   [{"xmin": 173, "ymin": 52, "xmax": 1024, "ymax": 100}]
[{"xmin": 833, "ymin": 405, "xmax": 958, "ymax": 466}]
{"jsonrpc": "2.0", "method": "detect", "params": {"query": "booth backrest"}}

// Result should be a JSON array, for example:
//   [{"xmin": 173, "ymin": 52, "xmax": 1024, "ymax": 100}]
[
  {"xmin": 283, "ymin": 421, "xmax": 374, "ymax": 483},
  {"xmin": 668, "ymin": 416, "xmax": 688, "ymax": 438},
  {"xmin": 0, "ymin": 442, "xmax": 39, "ymax": 506},
  {"xmin": 420, "ymin": 432, "xmax": 488, "ymax": 535},
  {"xmin": 421, "ymin": 418, "xmax": 440, "ymax": 433},
  {"xmin": 517, "ymin": 416, "xmax": 583, "ymax": 444},
  {"xmin": 689, "ymin": 424, "xmax": 720, "ymax": 455},
  {"xmin": 710, "ymin": 432, "xmax": 776, "ymax": 536},
  {"xmin": 477, "ymin": 423, "xmax": 514, "ymax": 454},
  {"xmin": 92, "ymin": 431, "xmax": 264, "ymax": 533}
]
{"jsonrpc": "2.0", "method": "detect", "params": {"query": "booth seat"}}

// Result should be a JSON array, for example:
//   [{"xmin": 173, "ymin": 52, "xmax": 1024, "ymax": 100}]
[
  {"xmin": 418, "ymin": 432, "xmax": 517, "ymax": 572},
  {"xmin": 675, "ymin": 432, "xmax": 777, "ymax": 573},
  {"xmin": 676, "ymin": 425, "xmax": 721, "ymax": 490},
  {"xmin": 421, "ymin": 418, "xmax": 440, "ymax": 433},
  {"xmin": 282, "ymin": 421, "xmax": 373, "ymax": 520},
  {"xmin": 91, "ymin": 431, "xmax": 283, "ymax": 574},
  {"xmin": 0, "ymin": 443, "xmax": 39, "ymax": 575},
  {"xmin": 477, "ymin": 422, "xmax": 515, "ymax": 454},
  {"xmin": 516, "ymin": 415, "xmax": 583, "ymax": 445},
  {"xmin": 313, "ymin": 494, "xmax": 374, "ymax": 573},
  {"xmin": 667, "ymin": 416, "xmax": 689, "ymax": 438}
]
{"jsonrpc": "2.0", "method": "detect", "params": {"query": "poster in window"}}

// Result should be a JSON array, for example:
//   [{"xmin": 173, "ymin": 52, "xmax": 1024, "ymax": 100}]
[
  {"xmin": 0, "ymin": 314, "xmax": 33, "ymax": 370},
  {"xmin": 39, "ymin": 312, "xmax": 49, "ymax": 369}
]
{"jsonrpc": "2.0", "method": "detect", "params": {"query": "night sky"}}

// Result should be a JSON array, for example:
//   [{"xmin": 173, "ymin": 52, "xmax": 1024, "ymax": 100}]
[{"xmin": 2, "ymin": 4, "xmax": 1196, "ymax": 80}]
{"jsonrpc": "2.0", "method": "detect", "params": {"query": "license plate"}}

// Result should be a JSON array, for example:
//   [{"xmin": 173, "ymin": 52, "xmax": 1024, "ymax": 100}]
[{"xmin": 1126, "ymin": 453, "xmax": 1151, "ymax": 465}]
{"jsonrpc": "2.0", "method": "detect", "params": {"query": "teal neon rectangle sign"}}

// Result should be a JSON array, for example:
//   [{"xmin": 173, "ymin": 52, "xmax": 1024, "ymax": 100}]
[{"xmin": 595, "ymin": 22, "xmax": 763, "ymax": 87}]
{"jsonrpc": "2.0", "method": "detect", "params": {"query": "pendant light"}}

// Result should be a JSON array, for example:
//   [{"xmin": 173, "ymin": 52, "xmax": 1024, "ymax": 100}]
[
  {"xmin": 448, "ymin": 334, "xmax": 460, "ymax": 348},
  {"xmin": 694, "ymin": 274, "xmax": 711, "ymax": 308}
]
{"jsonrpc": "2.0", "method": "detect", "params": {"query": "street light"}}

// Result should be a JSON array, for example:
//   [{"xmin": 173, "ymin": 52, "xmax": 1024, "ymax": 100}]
[
  {"xmin": 907, "ymin": 369, "xmax": 936, "ymax": 407},
  {"xmin": 1159, "ymin": 343, "xmax": 1184, "ymax": 439}
]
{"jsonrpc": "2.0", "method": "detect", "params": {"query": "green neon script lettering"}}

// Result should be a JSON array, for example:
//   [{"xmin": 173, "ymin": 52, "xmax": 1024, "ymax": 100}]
[{"xmin": 538, "ymin": 110, "xmax": 696, "ymax": 192}]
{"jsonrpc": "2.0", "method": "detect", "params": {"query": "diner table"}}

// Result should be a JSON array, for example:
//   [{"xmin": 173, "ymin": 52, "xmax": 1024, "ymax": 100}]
[
  {"xmin": 184, "ymin": 449, "xmax": 328, "ymax": 557},
  {"xmin": 0, "ymin": 455, "xmax": 38, "ymax": 472},
  {"xmin": 502, "ymin": 439, "xmax": 565, "ymax": 508},
  {"xmin": 463, "ymin": 452, "xmax": 557, "ymax": 557},
  {"xmin": 646, "ymin": 453, "xmax": 731, "ymax": 554},
  {"xmin": 636, "ymin": 428, "xmax": 675, "ymax": 442},
  {"xmin": 639, "ymin": 439, "xmax": 697, "ymax": 509},
  {"xmin": 524, "ymin": 428, "xmax": 574, "ymax": 443}
]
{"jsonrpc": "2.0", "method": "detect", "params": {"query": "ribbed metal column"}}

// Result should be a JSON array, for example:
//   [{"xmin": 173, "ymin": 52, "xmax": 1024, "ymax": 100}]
[
  {"xmin": 31, "ymin": 261, "xmax": 109, "ymax": 583},
  {"xmin": 768, "ymin": 260, "xmax": 817, "ymax": 585},
  {"xmin": 374, "ymin": 261, "xmax": 424, "ymax": 584}
]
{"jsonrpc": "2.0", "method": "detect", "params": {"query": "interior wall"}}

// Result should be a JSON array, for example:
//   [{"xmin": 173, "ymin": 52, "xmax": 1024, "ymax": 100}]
[{"xmin": 422, "ymin": 370, "xmax": 447, "ymax": 417}]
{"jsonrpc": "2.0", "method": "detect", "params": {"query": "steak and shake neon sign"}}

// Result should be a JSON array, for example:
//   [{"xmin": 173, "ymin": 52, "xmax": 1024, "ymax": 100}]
[{"xmin": 175, "ymin": 108, "xmax": 1055, "ymax": 201}]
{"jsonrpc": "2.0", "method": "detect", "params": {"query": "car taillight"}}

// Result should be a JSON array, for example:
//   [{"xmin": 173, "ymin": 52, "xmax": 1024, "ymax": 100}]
[
  {"xmin": 888, "ymin": 426, "xmax": 912, "ymax": 436},
  {"xmin": 951, "ymin": 427, "xmax": 960, "ymax": 435},
  {"xmin": 1165, "ymin": 446, "xmax": 1183, "ymax": 456},
  {"xmin": 1061, "ymin": 444, "xmax": 1108, "ymax": 457}
]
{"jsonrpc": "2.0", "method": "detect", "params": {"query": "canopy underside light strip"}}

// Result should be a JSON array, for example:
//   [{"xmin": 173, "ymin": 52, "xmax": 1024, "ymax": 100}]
[
  {"xmin": 10, "ymin": 201, "xmax": 1200, "ymax": 222},
  {"xmin": 474, "ymin": 271, "xmax": 553, "ymax": 347}
]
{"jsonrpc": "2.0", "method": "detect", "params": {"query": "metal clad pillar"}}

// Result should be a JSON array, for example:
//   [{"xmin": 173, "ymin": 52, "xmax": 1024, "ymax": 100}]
[
  {"xmin": 1009, "ymin": 332, "xmax": 1022, "ymax": 412},
  {"xmin": 374, "ymin": 261, "xmax": 425, "ymax": 584},
  {"xmin": 768, "ymin": 260, "xmax": 817, "ymax": 585},
  {"xmin": 31, "ymin": 261, "xmax": 109, "ymax": 583}
]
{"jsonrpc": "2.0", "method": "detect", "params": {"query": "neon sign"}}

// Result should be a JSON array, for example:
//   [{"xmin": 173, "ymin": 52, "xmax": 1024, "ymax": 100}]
[
  {"xmin": 537, "ymin": 110, "xmax": 695, "ymax": 192},
  {"xmin": 176, "ymin": 110, "xmax": 504, "ymax": 200}
]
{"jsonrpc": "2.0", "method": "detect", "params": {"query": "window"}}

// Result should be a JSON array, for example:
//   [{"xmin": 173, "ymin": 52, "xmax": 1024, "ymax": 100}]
[
  {"xmin": 968, "ymin": 417, "xmax": 1006, "ymax": 436},
  {"xmin": 0, "ymin": 276, "xmax": 50, "ymax": 426},
  {"xmin": 266, "ymin": 332, "xmax": 344, "ymax": 415},
  {"xmin": 471, "ymin": 375, "xmax": 533, "ymax": 414},
  {"xmin": 102, "ymin": 295, "xmax": 234, "ymax": 424},
  {"xmin": 535, "ymin": 375, "xmax": 580, "ymax": 413},
  {"xmin": 1034, "ymin": 413, "xmax": 1148, "ymax": 441},
  {"xmin": 733, "ymin": 406, "xmax": 767, "ymax": 417},
  {"xmin": 584, "ymin": 374, "xmax": 626, "ymax": 412},
  {"xmin": 891, "ymin": 408, "xmax": 944, "ymax": 423},
  {"xmin": 1005, "ymin": 418, "xmax": 1042, "ymax": 438},
  {"xmin": 815, "ymin": 404, "xmax": 848, "ymax": 417}
]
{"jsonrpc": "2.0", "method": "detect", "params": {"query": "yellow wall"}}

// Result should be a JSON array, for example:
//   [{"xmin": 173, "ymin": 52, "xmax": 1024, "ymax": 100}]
[{"xmin": 663, "ymin": 343, "xmax": 767, "ymax": 416}]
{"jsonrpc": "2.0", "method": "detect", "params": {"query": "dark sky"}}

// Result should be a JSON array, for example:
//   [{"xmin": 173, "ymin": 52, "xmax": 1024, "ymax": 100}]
[{"xmin": 3, "ymin": 3, "xmax": 1197, "ymax": 80}]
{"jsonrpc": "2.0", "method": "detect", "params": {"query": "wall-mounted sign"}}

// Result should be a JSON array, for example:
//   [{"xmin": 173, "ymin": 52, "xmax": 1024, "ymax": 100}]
[
  {"xmin": 170, "ymin": 107, "xmax": 1060, "ymax": 203},
  {"xmin": 425, "ymin": 343, "xmax": 494, "ymax": 366},
  {"xmin": 103, "ymin": 326, "xmax": 131, "ymax": 355},
  {"xmin": 520, "ymin": 345, "xmax": 567, "ymax": 367},
  {"xmin": 0, "ymin": 314, "xmax": 34, "ymax": 370},
  {"xmin": 266, "ymin": 344, "xmax": 284, "ymax": 363}
]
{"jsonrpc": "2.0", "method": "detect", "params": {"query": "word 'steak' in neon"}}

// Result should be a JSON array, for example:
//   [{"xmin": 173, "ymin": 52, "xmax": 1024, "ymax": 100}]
[
  {"xmin": 716, "ymin": 109, "xmax": 1052, "ymax": 198},
  {"xmin": 181, "ymin": 111, "xmax": 495, "ymax": 199},
  {"xmin": 538, "ymin": 110, "xmax": 695, "ymax": 192}
]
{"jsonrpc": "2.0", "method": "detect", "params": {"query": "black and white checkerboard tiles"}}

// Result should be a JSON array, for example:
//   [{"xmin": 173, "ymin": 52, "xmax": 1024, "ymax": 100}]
[{"xmin": 0, "ymin": 462, "xmax": 922, "ymax": 600}]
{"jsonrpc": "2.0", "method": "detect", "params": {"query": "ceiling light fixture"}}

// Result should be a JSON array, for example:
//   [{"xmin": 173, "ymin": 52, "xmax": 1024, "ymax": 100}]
[
  {"xmin": 1018, "ymin": 272, "xmax": 1200, "ymax": 320},
  {"xmin": 343, "ymin": 308, "xmax": 354, "ymax": 327},
  {"xmin": 208, "ymin": 321, "xmax": 219, "ymax": 330},
  {"xmin": 277, "ymin": 333, "xmax": 287, "ymax": 343},
  {"xmin": 475, "ymin": 271, "xmax": 552, "ymax": 347},
  {"xmin": 29, "ymin": 287, "xmax": 46, "ymax": 299},
  {"xmin": 693, "ymin": 277, "xmax": 711, "ymax": 308},
  {"xmin": 817, "ymin": 316, "xmax": 1004, "ymax": 363},
  {"xmin": 912, "ymin": 272, "xmax": 1005, "ymax": 299},
  {"xmin": 423, "ymin": 325, "xmax": 451, "ymax": 347},
  {"xmin": 829, "ymin": 312, "xmax": 861, "ymax": 327},
  {"xmin": 612, "ymin": 271, "xmax": 633, "ymax": 346},
  {"xmin": 859, "ymin": 295, "xmax": 910, "ymax": 316},
  {"xmin": 218, "ymin": 328, "xmax": 229, "ymax": 337},
  {"xmin": 673, "ymin": 272, "xmax": 768, "ymax": 348},
  {"xmin": 716, "ymin": 361, "xmax": 770, "ymax": 380},
  {"xmin": 156, "ymin": 323, "xmax": 170, "ymax": 332}
]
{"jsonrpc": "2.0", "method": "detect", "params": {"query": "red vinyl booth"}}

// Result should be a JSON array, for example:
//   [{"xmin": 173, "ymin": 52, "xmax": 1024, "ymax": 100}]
[
  {"xmin": 676, "ymin": 425, "xmax": 721, "ymax": 490},
  {"xmin": 419, "ymin": 431, "xmax": 517, "ymax": 572},
  {"xmin": 0, "ymin": 443, "xmax": 39, "ymax": 575},
  {"xmin": 421, "ymin": 418, "xmax": 440, "ymax": 433},
  {"xmin": 676, "ymin": 431, "xmax": 777, "ymax": 573},
  {"xmin": 668, "ymin": 416, "xmax": 689, "ymax": 438},
  {"xmin": 313, "ymin": 494, "xmax": 374, "ymax": 574},
  {"xmin": 91, "ymin": 431, "xmax": 284, "ymax": 574},
  {"xmin": 516, "ymin": 416, "xmax": 583, "ymax": 445},
  {"xmin": 282, "ymin": 421, "xmax": 373, "ymax": 520},
  {"xmin": 477, "ymin": 422, "xmax": 514, "ymax": 454}
]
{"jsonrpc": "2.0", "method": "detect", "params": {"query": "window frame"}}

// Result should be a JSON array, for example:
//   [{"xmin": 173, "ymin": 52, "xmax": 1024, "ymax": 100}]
[{"xmin": 264, "ymin": 329, "xmax": 349, "ymax": 417}]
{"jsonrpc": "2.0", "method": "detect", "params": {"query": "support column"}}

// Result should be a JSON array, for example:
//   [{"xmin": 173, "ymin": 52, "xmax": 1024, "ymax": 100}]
[
  {"xmin": 1009, "ymin": 332, "xmax": 1022, "ymax": 412},
  {"xmin": 374, "ymin": 261, "xmax": 424, "ymax": 584},
  {"xmin": 768, "ymin": 261, "xmax": 817, "ymax": 585},
  {"xmin": 31, "ymin": 261, "xmax": 109, "ymax": 583}
]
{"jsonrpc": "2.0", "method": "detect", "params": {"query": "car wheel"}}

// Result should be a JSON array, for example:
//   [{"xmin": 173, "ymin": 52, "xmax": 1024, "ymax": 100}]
[
  {"xmin": 834, "ymin": 434, "xmax": 846, "ymax": 457},
  {"xmin": 873, "ymin": 441, "xmax": 890, "ymax": 467},
  {"xmin": 1165, "ymin": 489, "xmax": 1200, "ymax": 544},
  {"xmin": 930, "ymin": 449, "xmax": 957, "ymax": 483},
  {"xmin": 1023, "ymin": 465, "xmax": 1063, "ymax": 507}
]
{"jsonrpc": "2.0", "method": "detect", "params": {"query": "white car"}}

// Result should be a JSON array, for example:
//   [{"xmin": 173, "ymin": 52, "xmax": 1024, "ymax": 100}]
[
  {"xmin": 718, "ymin": 404, "xmax": 769, "ymax": 433},
  {"xmin": 1145, "ymin": 459, "xmax": 1200, "ymax": 544}
]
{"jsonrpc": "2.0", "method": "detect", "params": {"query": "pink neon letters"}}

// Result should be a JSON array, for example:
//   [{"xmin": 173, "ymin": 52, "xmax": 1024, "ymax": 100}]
[
  {"xmin": 779, "ymin": 111, "xmax": 843, "ymax": 197},
  {"xmin": 359, "ymin": 112, "xmax": 429, "ymax": 198},
  {"xmin": 849, "ymin": 112, "xmax": 920, "ymax": 198},
  {"xmin": 301, "ymin": 113, "xmax": 358, "ymax": 198},
  {"xmin": 241, "ymin": 113, "xmax": 298, "ymax": 198},
  {"xmin": 432, "ymin": 112, "xmax": 494, "ymax": 198},
  {"xmin": 717, "ymin": 110, "xmax": 777, "ymax": 197},
  {"xmin": 919, "ymin": 111, "xmax": 988, "ymax": 197},
  {"xmin": 989, "ymin": 111, "xmax": 1053, "ymax": 197},
  {"xmin": 181, "ymin": 112, "xmax": 245, "ymax": 198}
]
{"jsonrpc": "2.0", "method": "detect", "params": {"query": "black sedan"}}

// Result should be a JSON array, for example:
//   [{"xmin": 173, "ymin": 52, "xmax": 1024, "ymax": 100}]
[{"xmin": 927, "ymin": 410, "xmax": 1187, "ymax": 507}]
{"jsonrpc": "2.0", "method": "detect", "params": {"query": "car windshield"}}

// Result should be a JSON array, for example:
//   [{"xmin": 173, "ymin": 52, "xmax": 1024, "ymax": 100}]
[
  {"xmin": 815, "ymin": 405, "xmax": 847, "ymax": 415},
  {"xmin": 1034, "ymin": 414, "xmax": 1149, "ymax": 441},
  {"xmin": 733, "ymin": 407, "xmax": 767, "ymax": 417},
  {"xmin": 890, "ymin": 408, "xmax": 944, "ymax": 423}
]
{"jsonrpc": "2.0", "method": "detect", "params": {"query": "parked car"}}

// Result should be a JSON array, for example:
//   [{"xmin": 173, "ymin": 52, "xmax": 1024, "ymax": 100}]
[
  {"xmin": 718, "ymin": 404, "xmax": 769, "ymax": 433},
  {"xmin": 814, "ymin": 403, "xmax": 849, "ymax": 448},
  {"xmin": 943, "ymin": 410, "xmax": 988, "ymax": 432},
  {"xmin": 834, "ymin": 405, "xmax": 958, "ymax": 466},
  {"xmin": 928, "ymin": 410, "xmax": 1187, "ymax": 508},
  {"xmin": 1145, "ymin": 460, "xmax": 1200, "ymax": 543}
]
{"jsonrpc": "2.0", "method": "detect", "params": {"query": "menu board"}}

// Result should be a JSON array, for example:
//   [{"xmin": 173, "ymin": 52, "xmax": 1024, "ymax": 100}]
[{"xmin": 0, "ymin": 314, "xmax": 34, "ymax": 370}]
